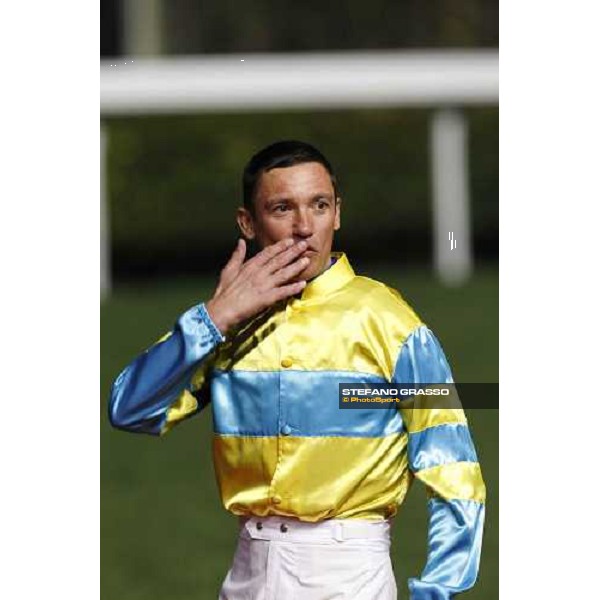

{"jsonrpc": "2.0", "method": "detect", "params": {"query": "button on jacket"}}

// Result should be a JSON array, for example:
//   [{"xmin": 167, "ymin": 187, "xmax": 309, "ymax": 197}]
[{"xmin": 109, "ymin": 252, "xmax": 486, "ymax": 599}]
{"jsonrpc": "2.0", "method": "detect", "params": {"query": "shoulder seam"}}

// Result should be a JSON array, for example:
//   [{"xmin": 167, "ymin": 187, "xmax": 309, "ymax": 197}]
[{"xmin": 354, "ymin": 276, "xmax": 425, "ymax": 329}]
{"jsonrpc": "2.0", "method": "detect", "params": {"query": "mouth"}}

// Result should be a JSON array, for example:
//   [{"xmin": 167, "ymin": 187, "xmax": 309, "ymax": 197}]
[{"xmin": 300, "ymin": 249, "xmax": 318, "ymax": 262}]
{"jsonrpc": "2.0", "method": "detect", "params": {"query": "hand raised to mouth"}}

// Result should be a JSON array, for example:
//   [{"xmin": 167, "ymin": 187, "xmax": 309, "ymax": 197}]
[{"xmin": 206, "ymin": 238, "xmax": 310, "ymax": 337}]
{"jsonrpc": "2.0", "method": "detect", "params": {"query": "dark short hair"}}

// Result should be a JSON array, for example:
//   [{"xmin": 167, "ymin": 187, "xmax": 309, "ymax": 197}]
[{"xmin": 242, "ymin": 140, "xmax": 339, "ymax": 213}]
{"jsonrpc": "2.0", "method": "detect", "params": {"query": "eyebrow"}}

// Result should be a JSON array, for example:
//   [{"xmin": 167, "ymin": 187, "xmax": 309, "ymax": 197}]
[{"xmin": 265, "ymin": 193, "xmax": 333, "ymax": 207}]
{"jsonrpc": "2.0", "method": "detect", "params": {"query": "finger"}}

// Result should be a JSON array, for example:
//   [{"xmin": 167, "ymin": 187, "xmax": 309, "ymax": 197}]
[
  {"xmin": 222, "ymin": 239, "xmax": 246, "ymax": 275},
  {"xmin": 270, "ymin": 255, "xmax": 311, "ymax": 286},
  {"xmin": 264, "ymin": 240, "xmax": 309, "ymax": 274},
  {"xmin": 216, "ymin": 240, "xmax": 245, "ymax": 294},
  {"xmin": 266, "ymin": 280, "xmax": 307, "ymax": 304},
  {"xmin": 251, "ymin": 238, "xmax": 295, "ymax": 268},
  {"xmin": 234, "ymin": 238, "xmax": 246, "ymax": 266}
]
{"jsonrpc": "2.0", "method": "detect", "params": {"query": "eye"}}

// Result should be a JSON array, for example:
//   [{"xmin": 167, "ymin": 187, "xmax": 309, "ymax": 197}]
[
  {"xmin": 315, "ymin": 199, "xmax": 329, "ymax": 210},
  {"xmin": 274, "ymin": 204, "xmax": 289, "ymax": 212}
]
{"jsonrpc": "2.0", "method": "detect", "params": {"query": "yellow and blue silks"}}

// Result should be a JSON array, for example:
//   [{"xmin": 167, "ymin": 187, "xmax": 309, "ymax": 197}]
[{"xmin": 109, "ymin": 252, "xmax": 486, "ymax": 599}]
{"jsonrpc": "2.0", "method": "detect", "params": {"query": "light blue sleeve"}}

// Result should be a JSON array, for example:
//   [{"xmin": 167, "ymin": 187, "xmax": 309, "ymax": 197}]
[
  {"xmin": 393, "ymin": 325, "xmax": 486, "ymax": 600},
  {"xmin": 108, "ymin": 303, "xmax": 225, "ymax": 436}
]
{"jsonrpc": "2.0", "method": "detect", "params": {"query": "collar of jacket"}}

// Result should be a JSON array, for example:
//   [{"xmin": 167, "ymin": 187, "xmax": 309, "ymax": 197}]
[{"xmin": 298, "ymin": 251, "xmax": 355, "ymax": 302}]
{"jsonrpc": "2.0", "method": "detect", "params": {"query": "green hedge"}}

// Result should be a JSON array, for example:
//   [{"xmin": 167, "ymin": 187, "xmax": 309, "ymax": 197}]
[{"xmin": 106, "ymin": 108, "xmax": 497, "ymax": 277}]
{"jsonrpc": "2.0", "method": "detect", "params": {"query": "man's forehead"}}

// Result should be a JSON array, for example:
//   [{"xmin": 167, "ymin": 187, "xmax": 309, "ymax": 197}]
[{"xmin": 255, "ymin": 162, "xmax": 334, "ymax": 200}]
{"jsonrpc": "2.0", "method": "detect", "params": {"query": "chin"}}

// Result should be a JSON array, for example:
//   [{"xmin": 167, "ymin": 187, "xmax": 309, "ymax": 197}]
[
  {"xmin": 306, "ymin": 263, "xmax": 326, "ymax": 281},
  {"xmin": 299, "ymin": 253, "xmax": 327, "ymax": 281},
  {"xmin": 294, "ymin": 266, "xmax": 312, "ymax": 280}
]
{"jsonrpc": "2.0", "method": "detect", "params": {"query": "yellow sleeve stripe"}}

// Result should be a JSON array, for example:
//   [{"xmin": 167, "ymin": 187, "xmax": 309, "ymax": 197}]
[
  {"xmin": 416, "ymin": 462, "xmax": 486, "ymax": 503},
  {"xmin": 160, "ymin": 389, "xmax": 198, "ymax": 436},
  {"xmin": 154, "ymin": 331, "xmax": 173, "ymax": 346},
  {"xmin": 401, "ymin": 407, "xmax": 467, "ymax": 434}
]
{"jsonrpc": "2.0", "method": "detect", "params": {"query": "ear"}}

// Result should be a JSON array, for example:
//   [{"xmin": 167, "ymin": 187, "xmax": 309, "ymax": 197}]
[
  {"xmin": 236, "ymin": 207, "xmax": 256, "ymax": 240},
  {"xmin": 334, "ymin": 197, "xmax": 342, "ymax": 231}
]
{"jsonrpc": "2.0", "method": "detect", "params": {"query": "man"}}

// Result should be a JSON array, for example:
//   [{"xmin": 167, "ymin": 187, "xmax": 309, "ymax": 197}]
[{"xmin": 109, "ymin": 140, "xmax": 485, "ymax": 599}]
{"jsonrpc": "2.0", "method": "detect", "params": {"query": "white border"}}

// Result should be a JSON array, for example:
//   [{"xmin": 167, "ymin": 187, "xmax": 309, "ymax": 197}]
[
  {"xmin": 1, "ymin": 3, "xmax": 99, "ymax": 598},
  {"xmin": 500, "ymin": 2, "xmax": 599, "ymax": 596}
]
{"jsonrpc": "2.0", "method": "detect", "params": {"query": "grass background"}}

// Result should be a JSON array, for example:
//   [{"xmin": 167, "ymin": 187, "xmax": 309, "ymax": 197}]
[{"xmin": 101, "ymin": 266, "xmax": 498, "ymax": 599}]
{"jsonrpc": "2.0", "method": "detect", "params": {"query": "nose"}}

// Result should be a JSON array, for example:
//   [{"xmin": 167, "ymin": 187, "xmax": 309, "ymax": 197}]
[{"xmin": 293, "ymin": 208, "xmax": 314, "ymax": 239}]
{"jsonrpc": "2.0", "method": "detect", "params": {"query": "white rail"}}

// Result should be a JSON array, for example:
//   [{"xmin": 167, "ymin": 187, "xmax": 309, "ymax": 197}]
[
  {"xmin": 101, "ymin": 51, "xmax": 498, "ymax": 114},
  {"xmin": 100, "ymin": 51, "xmax": 498, "ymax": 293}
]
